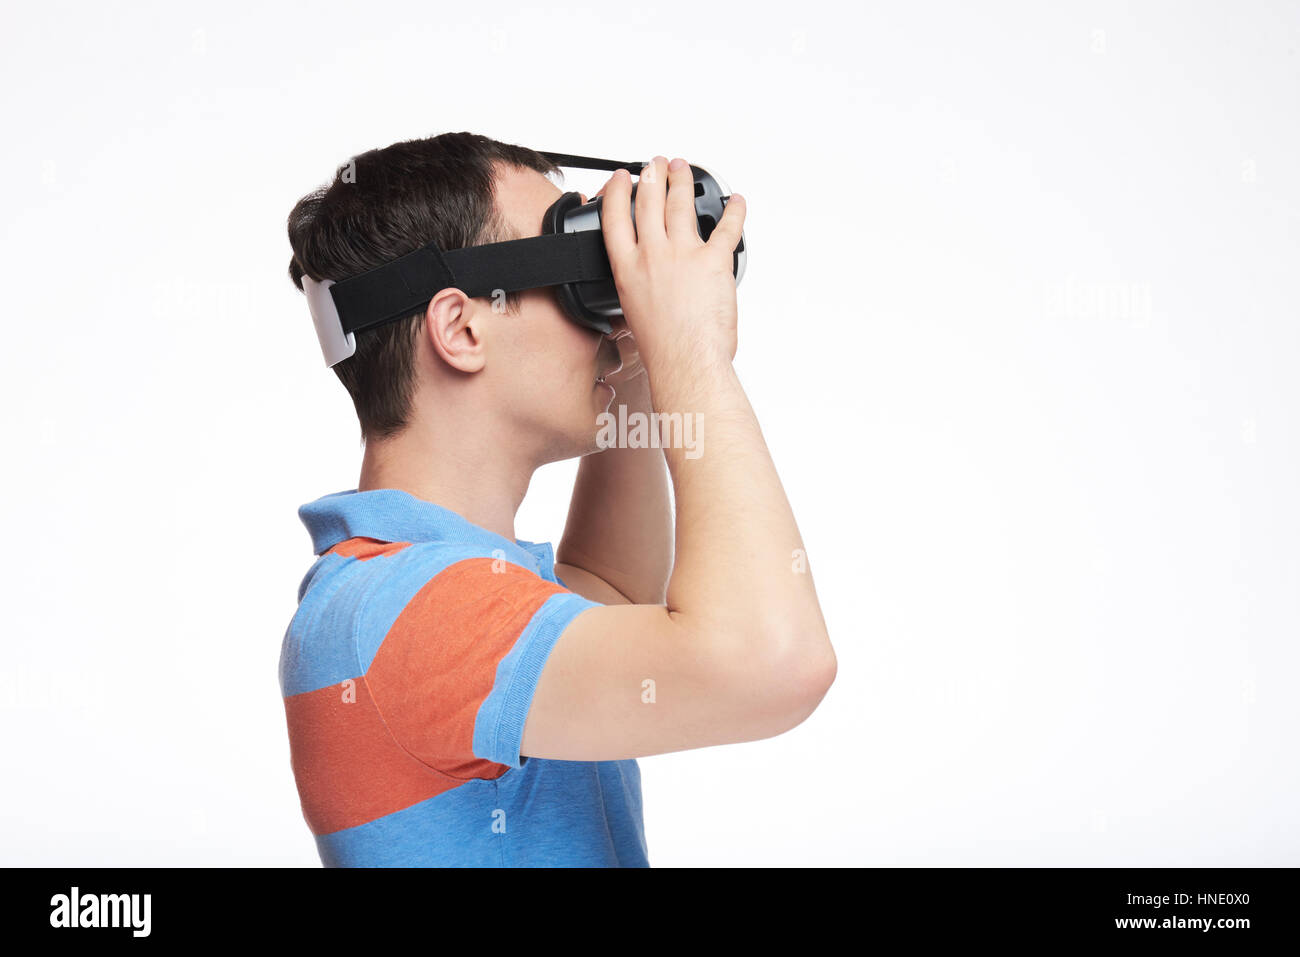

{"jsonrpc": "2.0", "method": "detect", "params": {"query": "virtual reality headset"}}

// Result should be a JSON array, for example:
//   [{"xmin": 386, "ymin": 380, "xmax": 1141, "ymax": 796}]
[{"xmin": 302, "ymin": 151, "xmax": 746, "ymax": 367}]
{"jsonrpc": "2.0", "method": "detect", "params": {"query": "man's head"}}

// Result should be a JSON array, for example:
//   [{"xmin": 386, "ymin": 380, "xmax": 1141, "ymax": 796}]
[{"xmin": 287, "ymin": 132, "xmax": 623, "ymax": 462}]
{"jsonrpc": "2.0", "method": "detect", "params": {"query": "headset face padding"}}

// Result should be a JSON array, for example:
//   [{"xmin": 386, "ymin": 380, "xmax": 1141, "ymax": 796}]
[{"xmin": 541, "ymin": 191, "xmax": 615, "ymax": 334}]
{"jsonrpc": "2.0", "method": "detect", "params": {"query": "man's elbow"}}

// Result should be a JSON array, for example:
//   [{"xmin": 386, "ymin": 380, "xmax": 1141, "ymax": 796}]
[
  {"xmin": 743, "ymin": 635, "xmax": 837, "ymax": 737},
  {"xmin": 688, "ymin": 622, "xmax": 837, "ymax": 744},
  {"xmin": 783, "ymin": 641, "xmax": 837, "ymax": 723}
]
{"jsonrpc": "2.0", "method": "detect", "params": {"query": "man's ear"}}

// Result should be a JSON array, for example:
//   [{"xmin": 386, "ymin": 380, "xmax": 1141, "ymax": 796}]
[{"xmin": 424, "ymin": 288, "xmax": 486, "ymax": 374}]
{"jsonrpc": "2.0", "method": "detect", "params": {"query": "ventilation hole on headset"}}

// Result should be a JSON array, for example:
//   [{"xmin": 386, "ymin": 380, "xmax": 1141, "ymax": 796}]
[
  {"xmin": 697, "ymin": 214, "xmax": 717, "ymax": 240},
  {"xmin": 694, "ymin": 181, "xmax": 705, "ymax": 197}
]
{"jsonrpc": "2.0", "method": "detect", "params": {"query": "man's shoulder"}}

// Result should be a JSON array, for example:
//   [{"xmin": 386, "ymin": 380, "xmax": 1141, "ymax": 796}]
[
  {"xmin": 303, "ymin": 536, "xmax": 577, "ymax": 640},
  {"xmin": 283, "ymin": 536, "xmax": 573, "ymax": 697}
]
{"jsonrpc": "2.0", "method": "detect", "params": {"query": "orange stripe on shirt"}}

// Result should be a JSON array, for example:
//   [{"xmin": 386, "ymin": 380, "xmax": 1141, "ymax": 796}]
[
  {"xmin": 365, "ymin": 557, "xmax": 568, "ymax": 778},
  {"xmin": 283, "ymin": 676, "xmax": 468, "ymax": 835}
]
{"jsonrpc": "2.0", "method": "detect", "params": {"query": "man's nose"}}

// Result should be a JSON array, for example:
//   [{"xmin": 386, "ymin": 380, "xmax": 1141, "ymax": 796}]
[{"xmin": 604, "ymin": 314, "xmax": 630, "ymax": 339}]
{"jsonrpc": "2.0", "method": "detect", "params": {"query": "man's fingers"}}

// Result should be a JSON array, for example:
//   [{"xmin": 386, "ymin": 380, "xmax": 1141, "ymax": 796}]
[
  {"xmin": 633, "ymin": 156, "xmax": 668, "ymax": 249},
  {"xmin": 600, "ymin": 169, "xmax": 637, "ymax": 266},
  {"xmin": 705, "ymin": 192, "xmax": 746, "ymax": 260},
  {"xmin": 665, "ymin": 157, "xmax": 699, "ymax": 243}
]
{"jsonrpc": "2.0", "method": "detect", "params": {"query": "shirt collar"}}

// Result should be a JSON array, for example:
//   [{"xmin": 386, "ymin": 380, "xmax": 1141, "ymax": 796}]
[{"xmin": 298, "ymin": 488, "xmax": 554, "ymax": 576}]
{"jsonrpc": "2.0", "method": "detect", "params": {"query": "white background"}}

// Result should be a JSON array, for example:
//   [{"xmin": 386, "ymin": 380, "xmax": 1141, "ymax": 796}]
[{"xmin": 1, "ymin": 0, "xmax": 1295, "ymax": 866}]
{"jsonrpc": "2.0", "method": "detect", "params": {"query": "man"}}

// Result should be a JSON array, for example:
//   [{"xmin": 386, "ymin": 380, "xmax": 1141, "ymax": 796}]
[{"xmin": 280, "ymin": 132, "xmax": 835, "ymax": 866}]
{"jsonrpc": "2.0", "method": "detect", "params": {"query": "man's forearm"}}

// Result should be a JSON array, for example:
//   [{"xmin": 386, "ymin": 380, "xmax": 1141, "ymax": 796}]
[
  {"xmin": 652, "ymin": 352, "xmax": 830, "ymax": 673},
  {"xmin": 557, "ymin": 369, "xmax": 673, "ymax": 605}
]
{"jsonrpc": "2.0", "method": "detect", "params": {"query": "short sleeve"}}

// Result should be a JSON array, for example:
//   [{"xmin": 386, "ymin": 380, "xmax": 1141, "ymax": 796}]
[{"xmin": 364, "ymin": 555, "xmax": 602, "ymax": 776}]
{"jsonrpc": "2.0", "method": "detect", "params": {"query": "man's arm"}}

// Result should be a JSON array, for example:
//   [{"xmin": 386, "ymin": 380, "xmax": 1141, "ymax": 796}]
[
  {"xmin": 555, "ymin": 346, "xmax": 673, "ymax": 606},
  {"xmin": 521, "ymin": 156, "xmax": 836, "ymax": 762}
]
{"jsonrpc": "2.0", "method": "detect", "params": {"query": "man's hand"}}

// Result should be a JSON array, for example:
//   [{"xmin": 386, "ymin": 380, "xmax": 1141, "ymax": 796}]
[
  {"xmin": 586, "ymin": 178, "xmax": 647, "ymax": 391},
  {"xmin": 599, "ymin": 156, "xmax": 745, "ymax": 386}
]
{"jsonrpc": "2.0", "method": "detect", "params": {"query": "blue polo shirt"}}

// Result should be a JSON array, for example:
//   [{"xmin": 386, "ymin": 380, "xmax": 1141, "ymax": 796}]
[{"xmin": 278, "ymin": 487, "xmax": 649, "ymax": 867}]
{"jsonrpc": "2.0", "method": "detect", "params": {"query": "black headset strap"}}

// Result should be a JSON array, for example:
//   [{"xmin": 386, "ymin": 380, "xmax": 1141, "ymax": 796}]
[
  {"xmin": 326, "ymin": 151, "xmax": 641, "ymax": 336},
  {"xmin": 538, "ymin": 151, "xmax": 644, "ymax": 175},
  {"xmin": 330, "ymin": 230, "xmax": 612, "ymax": 337}
]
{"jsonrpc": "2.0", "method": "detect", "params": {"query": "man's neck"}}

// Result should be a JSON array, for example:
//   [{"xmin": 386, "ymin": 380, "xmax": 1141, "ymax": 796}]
[{"xmin": 356, "ymin": 426, "xmax": 534, "ymax": 543}]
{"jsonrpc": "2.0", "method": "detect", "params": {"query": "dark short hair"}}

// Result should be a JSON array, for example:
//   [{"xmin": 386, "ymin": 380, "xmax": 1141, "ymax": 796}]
[{"xmin": 287, "ymin": 132, "xmax": 560, "ymax": 443}]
